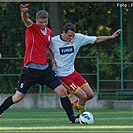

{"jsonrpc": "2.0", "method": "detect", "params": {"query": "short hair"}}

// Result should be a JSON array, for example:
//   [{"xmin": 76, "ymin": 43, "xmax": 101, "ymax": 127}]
[
  {"xmin": 63, "ymin": 22, "xmax": 76, "ymax": 33},
  {"xmin": 36, "ymin": 10, "xmax": 48, "ymax": 19}
]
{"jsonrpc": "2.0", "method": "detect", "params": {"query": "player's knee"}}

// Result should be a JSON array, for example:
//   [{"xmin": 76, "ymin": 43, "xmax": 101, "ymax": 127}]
[
  {"xmin": 12, "ymin": 97, "xmax": 21, "ymax": 103},
  {"xmin": 76, "ymin": 91, "xmax": 88, "ymax": 101},
  {"xmin": 54, "ymin": 85, "xmax": 68, "ymax": 98},
  {"xmin": 12, "ymin": 94, "xmax": 24, "ymax": 103},
  {"xmin": 90, "ymin": 91, "xmax": 94, "ymax": 99},
  {"xmin": 80, "ymin": 94, "xmax": 88, "ymax": 100},
  {"xmin": 58, "ymin": 89, "xmax": 68, "ymax": 98},
  {"xmin": 87, "ymin": 91, "xmax": 94, "ymax": 100}
]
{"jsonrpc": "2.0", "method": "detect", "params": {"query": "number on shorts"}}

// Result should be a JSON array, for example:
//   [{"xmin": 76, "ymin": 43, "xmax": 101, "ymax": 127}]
[{"xmin": 70, "ymin": 83, "xmax": 77, "ymax": 90}]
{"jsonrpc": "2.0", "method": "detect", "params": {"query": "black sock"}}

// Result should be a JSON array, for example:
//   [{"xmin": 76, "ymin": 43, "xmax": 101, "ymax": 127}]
[
  {"xmin": 0, "ymin": 96, "xmax": 14, "ymax": 115},
  {"xmin": 60, "ymin": 96, "xmax": 75, "ymax": 121}
]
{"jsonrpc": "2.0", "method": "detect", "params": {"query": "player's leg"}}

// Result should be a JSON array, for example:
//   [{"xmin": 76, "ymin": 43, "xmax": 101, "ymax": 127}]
[
  {"xmin": 81, "ymin": 83, "xmax": 94, "ymax": 100},
  {"xmin": 75, "ymin": 84, "xmax": 94, "ymax": 114},
  {"xmin": 67, "ymin": 90, "xmax": 87, "ymax": 114},
  {"xmin": 12, "ymin": 91, "xmax": 25, "ymax": 103},
  {"xmin": 0, "ymin": 95, "xmax": 14, "ymax": 116},
  {"xmin": 66, "ymin": 91, "xmax": 79, "ymax": 110},
  {"xmin": 71, "ymin": 71, "xmax": 94, "ymax": 100},
  {"xmin": 71, "ymin": 89, "xmax": 88, "ymax": 111},
  {"xmin": 0, "ymin": 67, "xmax": 37, "ymax": 116},
  {"xmin": 70, "ymin": 71, "xmax": 94, "ymax": 114},
  {"xmin": 0, "ymin": 91, "xmax": 25, "ymax": 116},
  {"xmin": 73, "ymin": 84, "xmax": 94, "ymax": 114},
  {"xmin": 59, "ymin": 71, "xmax": 88, "ymax": 114},
  {"xmin": 74, "ymin": 90, "xmax": 87, "ymax": 114},
  {"xmin": 60, "ymin": 72, "xmax": 88, "ymax": 102},
  {"xmin": 71, "ymin": 98, "xmax": 79, "ymax": 109},
  {"xmin": 76, "ymin": 82, "xmax": 94, "ymax": 114},
  {"xmin": 54, "ymin": 84, "xmax": 79, "ymax": 123},
  {"xmin": 42, "ymin": 66, "xmax": 79, "ymax": 124}
]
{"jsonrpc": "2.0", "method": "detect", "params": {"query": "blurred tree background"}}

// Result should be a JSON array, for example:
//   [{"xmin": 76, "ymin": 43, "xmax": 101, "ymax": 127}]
[{"xmin": 0, "ymin": 2, "xmax": 133, "ymax": 99}]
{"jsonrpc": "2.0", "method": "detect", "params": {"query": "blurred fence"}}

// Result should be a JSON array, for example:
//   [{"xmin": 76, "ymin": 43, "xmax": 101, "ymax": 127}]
[{"xmin": 0, "ymin": 56, "xmax": 133, "ymax": 100}]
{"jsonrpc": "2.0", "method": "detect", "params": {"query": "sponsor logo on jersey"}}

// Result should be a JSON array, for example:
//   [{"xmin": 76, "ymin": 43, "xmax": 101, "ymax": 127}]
[{"xmin": 59, "ymin": 46, "xmax": 74, "ymax": 55}]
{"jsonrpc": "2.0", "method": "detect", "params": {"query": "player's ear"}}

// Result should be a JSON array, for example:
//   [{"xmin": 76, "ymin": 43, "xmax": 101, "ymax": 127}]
[
  {"xmin": 36, "ymin": 19, "xmax": 38, "ymax": 24},
  {"xmin": 62, "ymin": 31, "xmax": 66, "ymax": 34}
]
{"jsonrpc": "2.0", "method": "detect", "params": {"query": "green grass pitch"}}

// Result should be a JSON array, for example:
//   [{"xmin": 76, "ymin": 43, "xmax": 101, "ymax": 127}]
[{"xmin": 0, "ymin": 109, "xmax": 132, "ymax": 132}]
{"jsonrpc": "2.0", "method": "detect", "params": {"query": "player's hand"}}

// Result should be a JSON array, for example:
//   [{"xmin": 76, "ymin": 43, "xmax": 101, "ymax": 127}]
[
  {"xmin": 111, "ymin": 29, "xmax": 122, "ymax": 38},
  {"xmin": 52, "ymin": 60, "xmax": 58, "ymax": 71},
  {"xmin": 20, "ymin": 4, "xmax": 29, "ymax": 13},
  {"xmin": 52, "ymin": 60, "xmax": 60, "ymax": 71}
]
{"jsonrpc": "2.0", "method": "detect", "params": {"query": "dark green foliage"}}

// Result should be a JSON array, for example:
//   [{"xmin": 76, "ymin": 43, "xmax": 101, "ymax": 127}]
[{"xmin": 0, "ymin": 2, "xmax": 133, "ymax": 97}]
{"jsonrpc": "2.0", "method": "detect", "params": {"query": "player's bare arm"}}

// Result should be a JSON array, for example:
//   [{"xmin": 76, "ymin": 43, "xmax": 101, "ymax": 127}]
[
  {"xmin": 20, "ymin": 4, "xmax": 32, "ymax": 27},
  {"xmin": 47, "ymin": 48, "xmax": 58, "ymax": 71},
  {"xmin": 96, "ymin": 29, "xmax": 122, "ymax": 43},
  {"xmin": 47, "ymin": 48, "xmax": 54, "ymax": 60}
]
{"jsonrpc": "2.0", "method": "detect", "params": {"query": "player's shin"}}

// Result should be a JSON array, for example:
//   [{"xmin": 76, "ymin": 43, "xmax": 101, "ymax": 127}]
[
  {"xmin": 60, "ymin": 96, "xmax": 74, "ymax": 120},
  {"xmin": 0, "ymin": 96, "xmax": 14, "ymax": 115},
  {"xmin": 60, "ymin": 96, "xmax": 79, "ymax": 123},
  {"xmin": 77, "ymin": 103, "xmax": 86, "ymax": 114}
]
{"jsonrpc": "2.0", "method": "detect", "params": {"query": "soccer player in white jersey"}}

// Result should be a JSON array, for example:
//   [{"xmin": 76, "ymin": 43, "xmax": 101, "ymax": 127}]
[{"xmin": 50, "ymin": 22, "xmax": 121, "ymax": 114}]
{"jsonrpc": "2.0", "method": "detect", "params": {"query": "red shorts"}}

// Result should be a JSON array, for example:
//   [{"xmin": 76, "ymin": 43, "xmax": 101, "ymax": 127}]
[{"xmin": 59, "ymin": 70, "xmax": 88, "ymax": 98}]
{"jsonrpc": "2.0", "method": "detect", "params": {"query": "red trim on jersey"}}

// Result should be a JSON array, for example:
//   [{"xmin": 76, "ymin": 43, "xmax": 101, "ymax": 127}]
[{"xmin": 24, "ymin": 22, "xmax": 52, "ymax": 66}]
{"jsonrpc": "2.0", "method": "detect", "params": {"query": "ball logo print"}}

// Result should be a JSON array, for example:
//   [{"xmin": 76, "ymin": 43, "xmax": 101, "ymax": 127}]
[
  {"xmin": 82, "ymin": 113, "xmax": 90, "ymax": 119},
  {"xmin": 79, "ymin": 111, "xmax": 94, "ymax": 125}
]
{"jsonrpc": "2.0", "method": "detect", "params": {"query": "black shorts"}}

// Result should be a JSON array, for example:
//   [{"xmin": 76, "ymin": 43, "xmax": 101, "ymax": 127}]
[{"xmin": 17, "ymin": 66, "xmax": 61, "ymax": 94}]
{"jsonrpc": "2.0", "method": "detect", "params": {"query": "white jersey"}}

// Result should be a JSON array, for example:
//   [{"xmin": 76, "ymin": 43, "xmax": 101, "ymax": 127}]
[{"xmin": 50, "ymin": 33, "xmax": 97, "ymax": 76}]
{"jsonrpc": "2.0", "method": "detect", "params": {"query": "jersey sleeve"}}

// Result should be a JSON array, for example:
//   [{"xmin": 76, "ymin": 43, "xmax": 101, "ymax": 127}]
[
  {"xmin": 26, "ymin": 22, "xmax": 39, "ymax": 34},
  {"xmin": 76, "ymin": 33, "xmax": 97, "ymax": 46}
]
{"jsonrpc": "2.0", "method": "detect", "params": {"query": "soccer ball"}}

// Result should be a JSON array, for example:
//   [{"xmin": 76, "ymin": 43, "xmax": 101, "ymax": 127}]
[{"xmin": 79, "ymin": 111, "xmax": 94, "ymax": 124}]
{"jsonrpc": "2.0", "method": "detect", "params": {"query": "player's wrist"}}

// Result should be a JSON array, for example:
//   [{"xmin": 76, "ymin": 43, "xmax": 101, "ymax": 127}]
[
  {"xmin": 21, "ymin": 10, "xmax": 28, "ymax": 13},
  {"xmin": 52, "ymin": 59, "xmax": 56, "ymax": 64}
]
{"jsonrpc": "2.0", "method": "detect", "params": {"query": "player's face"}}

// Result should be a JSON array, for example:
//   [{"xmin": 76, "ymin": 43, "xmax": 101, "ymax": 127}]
[
  {"xmin": 62, "ymin": 30, "xmax": 75, "ymax": 42},
  {"xmin": 36, "ymin": 18, "xmax": 48, "ymax": 30}
]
